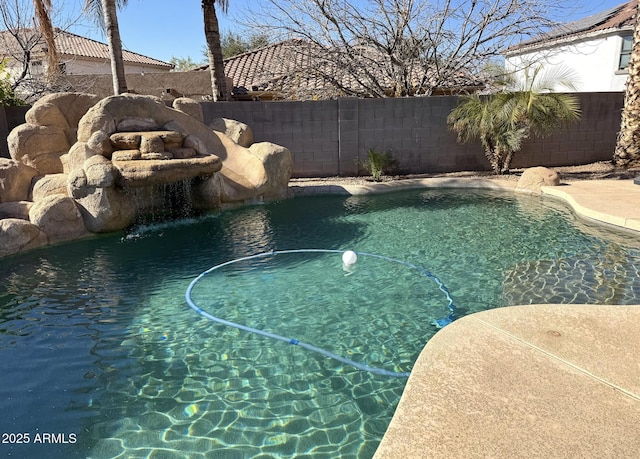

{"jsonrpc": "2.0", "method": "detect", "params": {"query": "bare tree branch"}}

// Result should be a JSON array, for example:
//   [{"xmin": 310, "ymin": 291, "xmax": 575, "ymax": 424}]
[
  {"xmin": 0, "ymin": 0, "xmax": 82, "ymax": 101},
  {"xmin": 245, "ymin": 0, "xmax": 569, "ymax": 98}
]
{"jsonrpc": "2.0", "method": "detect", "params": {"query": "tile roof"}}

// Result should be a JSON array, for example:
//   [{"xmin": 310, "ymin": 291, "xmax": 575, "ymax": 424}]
[
  {"xmin": 507, "ymin": 0, "xmax": 637, "ymax": 53},
  {"xmin": 219, "ymin": 39, "xmax": 485, "ymax": 99},
  {"xmin": 0, "ymin": 28, "xmax": 173, "ymax": 69},
  {"xmin": 223, "ymin": 39, "xmax": 321, "ymax": 91}
]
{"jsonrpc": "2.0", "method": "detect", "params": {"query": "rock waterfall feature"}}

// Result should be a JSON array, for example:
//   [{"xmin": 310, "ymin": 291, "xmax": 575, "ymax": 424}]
[{"xmin": 0, "ymin": 93, "xmax": 292, "ymax": 257}]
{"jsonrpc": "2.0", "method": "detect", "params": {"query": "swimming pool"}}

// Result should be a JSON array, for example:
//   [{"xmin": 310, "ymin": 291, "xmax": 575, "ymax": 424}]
[{"xmin": 1, "ymin": 188, "xmax": 639, "ymax": 458}]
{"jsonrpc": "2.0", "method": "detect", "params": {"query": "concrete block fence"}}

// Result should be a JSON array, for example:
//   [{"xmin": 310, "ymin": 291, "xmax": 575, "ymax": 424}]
[
  {"xmin": 0, "ymin": 105, "xmax": 30, "ymax": 159},
  {"xmin": 202, "ymin": 92, "xmax": 624, "ymax": 178},
  {"xmin": 2, "ymin": 93, "xmax": 623, "ymax": 176}
]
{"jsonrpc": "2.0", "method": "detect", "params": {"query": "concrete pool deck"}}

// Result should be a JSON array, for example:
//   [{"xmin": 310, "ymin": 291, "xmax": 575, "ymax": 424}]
[{"xmin": 291, "ymin": 177, "xmax": 640, "ymax": 458}]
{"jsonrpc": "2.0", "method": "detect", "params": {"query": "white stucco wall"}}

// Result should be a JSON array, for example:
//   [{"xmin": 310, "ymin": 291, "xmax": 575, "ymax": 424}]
[
  {"xmin": 2, "ymin": 55, "xmax": 170, "ymax": 79},
  {"xmin": 505, "ymin": 31, "xmax": 631, "ymax": 92},
  {"xmin": 60, "ymin": 56, "xmax": 170, "ymax": 75}
]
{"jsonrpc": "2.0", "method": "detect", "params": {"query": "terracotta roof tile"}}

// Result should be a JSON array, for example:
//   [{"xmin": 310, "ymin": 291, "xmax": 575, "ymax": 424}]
[
  {"xmin": 0, "ymin": 28, "xmax": 172, "ymax": 69},
  {"xmin": 223, "ymin": 39, "xmax": 310, "ymax": 89},
  {"xmin": 219, "ymin": 39, "xmax": 484, "ymax": 99}
]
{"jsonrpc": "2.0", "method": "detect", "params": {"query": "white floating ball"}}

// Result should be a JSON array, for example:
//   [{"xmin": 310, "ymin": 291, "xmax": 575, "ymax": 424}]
[{"xmin": 342, "ymin": 250, "xmax": 358, "ymax": 266}]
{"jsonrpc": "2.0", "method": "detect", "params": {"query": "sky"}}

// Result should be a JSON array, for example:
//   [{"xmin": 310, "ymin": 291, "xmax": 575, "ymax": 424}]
[
  {"xmin": 36, "ymin": 0, "xmax": 638, "ymax": 64},
  {"xmin": 55, "ymin": 0, "xmax": 259, "ymax": 63}
]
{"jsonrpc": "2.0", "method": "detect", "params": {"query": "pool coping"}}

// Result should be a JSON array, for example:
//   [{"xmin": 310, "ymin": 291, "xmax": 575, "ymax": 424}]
[{"xmin": 290, "ymin": 177, "xmax": 640, "ymax": 458}]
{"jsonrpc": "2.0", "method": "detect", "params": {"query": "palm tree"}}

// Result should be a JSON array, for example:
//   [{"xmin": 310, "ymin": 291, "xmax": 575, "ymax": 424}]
[
  {"xmin": 33, "ymin": 0, "xmax": 59, "ymax": 77},
  {"xmin": 202, "ymin": 0, "xmax": 229, "ymax": 101},
  {"xmin": 447, "ymin": 66, "xmax": 581, "ymax": 174},
  {"xmin": 613, "ymin": 1, "xmax": 640, "ymax": 167},
  {"xmin": 84, "ymin": 0, "xmax": 128, "ymax": 95}
]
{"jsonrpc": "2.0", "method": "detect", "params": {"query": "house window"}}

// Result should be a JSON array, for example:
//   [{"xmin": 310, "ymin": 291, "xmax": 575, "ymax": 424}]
[
  {"xmin": 619, "ymin": 35, "xmax": 633, "ymax": 70},
  {"xmin": 29, "ymin": 60, "xmax": 43, "ymax": 75}
]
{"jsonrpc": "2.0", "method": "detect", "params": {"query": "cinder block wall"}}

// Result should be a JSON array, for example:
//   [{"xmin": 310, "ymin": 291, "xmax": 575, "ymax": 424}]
[
  {"xmin": 2, "ymin": 92, "xmax": 624, "ymax": 173},
  {"xmin": 510, "ymin": 93, "xmax": 624, "ymax": 169},
  {"xmin": 202, "ymin": 92, "xmax": 624, "ymax": 177},
  {"xmin": 202, "ymin": 100, "xmax": 342, "ymax": 176},
  {"xmin": 0, "ymin": 106, "xmax": 30, "ymax": 159}
]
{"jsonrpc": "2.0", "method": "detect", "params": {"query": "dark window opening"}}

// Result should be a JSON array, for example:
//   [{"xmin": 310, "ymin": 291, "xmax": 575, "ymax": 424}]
[{"xmin": 619, "ymin": 35, "xmax": 633, "ymax": 70}]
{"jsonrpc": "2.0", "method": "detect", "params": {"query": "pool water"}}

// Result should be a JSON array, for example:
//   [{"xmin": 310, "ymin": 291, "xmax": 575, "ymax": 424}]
[{"xmin": 1, "ymin": 189, "xmax": 640, "ymax": 458}]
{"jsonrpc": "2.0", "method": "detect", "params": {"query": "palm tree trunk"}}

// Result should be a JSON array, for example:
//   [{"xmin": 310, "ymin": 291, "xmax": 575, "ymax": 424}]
[
  {"xmin": 614, "ymin": 2, "xmax": 640, "ymax": 167},
  {"xmin": 101, "ymin": 0, "xmax": 127, "ymax": 95},
  {"xmin": 481, "ymin": 137, "xmax": 502, "ymax": 174},
  {"xmin": 501, "ymin": 149, "xmax": 515, "ymax": 174},
  {"xmin": 203, "ymin": 1, "xmax": 228, "ymax": 101},
  {"xmin": 33, "ymin": 0, "xmax": 59, "ymax": 77}
]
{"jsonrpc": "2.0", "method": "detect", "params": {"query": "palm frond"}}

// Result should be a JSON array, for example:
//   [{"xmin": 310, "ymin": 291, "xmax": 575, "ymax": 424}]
[
  {"xmin": 448, "ymin": 62, "xmax": 581, "ymax": 174},
  {"xmin": 516, "ymin": 64, "xmax": 580, "ymax": 93},
  {"xmin": 83, "ymin": 0, "xmax": 130, "ymax": 28},
  {"xmin": 447, "ymin": 95, "xmax": 491, "ymax": 143}
]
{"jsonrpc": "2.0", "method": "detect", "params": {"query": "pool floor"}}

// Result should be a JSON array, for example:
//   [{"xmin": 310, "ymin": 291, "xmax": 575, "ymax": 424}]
[{"xmin": 1, "ymin": 186, "xmax": 640, "ymax": 458}]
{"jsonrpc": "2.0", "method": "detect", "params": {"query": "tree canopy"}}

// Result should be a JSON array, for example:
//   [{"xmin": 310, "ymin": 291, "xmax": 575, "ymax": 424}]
[
  {"xmin": 220, "ymin": 31, "xmax": 270, "ymax": 58},
  {"xmin": 248, "ymin": 0, "xmax": 572, "ymax": 98},
  {"xmin": 170, "ymin": 56, "xmax": 203, "ymax": 72}
]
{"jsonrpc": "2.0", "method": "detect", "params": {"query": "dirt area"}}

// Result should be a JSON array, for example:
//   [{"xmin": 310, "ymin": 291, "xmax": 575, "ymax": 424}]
[{"xmin": 290, "ymin": 161, "xmax": 640, "ymax": 186}]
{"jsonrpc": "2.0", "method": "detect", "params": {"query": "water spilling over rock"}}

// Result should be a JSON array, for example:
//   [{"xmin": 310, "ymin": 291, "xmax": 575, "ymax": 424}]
[{"xmin": 0, "ymin": 93, "xmax": 293, "ymax": 257}]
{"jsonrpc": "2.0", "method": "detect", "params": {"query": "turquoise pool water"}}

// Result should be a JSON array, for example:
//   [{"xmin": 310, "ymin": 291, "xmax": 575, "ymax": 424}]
[{"xmin": 1, "ymin": 189, "xmax": 640, "ymax": 458}]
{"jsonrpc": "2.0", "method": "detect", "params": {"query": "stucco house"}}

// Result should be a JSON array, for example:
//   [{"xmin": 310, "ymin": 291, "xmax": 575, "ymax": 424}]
[
  {"xmin": 504, "ymin": 1, "xmax": 636, "ymax": 92},
  {"xmin": 0, "ymin": 27, "xmax": 173, "ymax": 79}
]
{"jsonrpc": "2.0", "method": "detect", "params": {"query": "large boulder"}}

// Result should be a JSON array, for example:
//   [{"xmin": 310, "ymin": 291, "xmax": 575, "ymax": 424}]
[
  {"xmin": 173, "ymin": 98, "xmax": 204, "ymax": 123},
  {"xmin": 73, "ymin": 187, "xmax": 136, "ymax": 233},
  {"xmin": 26, "ymin": 92, "xmax": 102, "ymax": 144},
  {"xmin": 8, "ymin": 93, "xmax": 102, "ymax": 177},
  {"xmin": 248, "ymin": 142, "xmax": 293, "ymax": 199},
  {"xmin": 31, "ymin": 174, "xmax": 69, "ymax": 201},
  {"xmin": 0, "ymin": 218, "xmax": 48, "ymax": 257},
  {"xmin": 84, "ymin": 155, "xmax": 118, "ymax": 188},
  {"xmin": 516, "ymin": 166, "xmax": 561, "ymax": 193},
  {"xmin": 0, "ymin": 201, "xmax": 32, "ymax": 220},
  {"xmin": 29, "ymin": 195, "xmax": 88, "ymax": 243},
  {"xmin": 192, "ymin": 174, "xmax": 222, "ymax": 210},
  {"xmin": 0, "ymin": 159, "xmax": 38, "ymax": 203},
  {"xmin": 8, "ymin": 124, "xmax": 69, "ymax": 174},
  {"xmin": 210, "ymin": 118, "xmax": 254, "ymax": 147},
  {"xmin": 25, "ymin": 102, "xmax": 70, "ymax": 130},
  {"xmin": 28, "ymin": 92, "xmax": 101, "ymax": 129}
]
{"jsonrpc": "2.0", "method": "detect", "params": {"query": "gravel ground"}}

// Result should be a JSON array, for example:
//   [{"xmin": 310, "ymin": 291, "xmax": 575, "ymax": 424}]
[{"xmin": 290, "ymin": 161, "xmax": 640, "ymax": 186}]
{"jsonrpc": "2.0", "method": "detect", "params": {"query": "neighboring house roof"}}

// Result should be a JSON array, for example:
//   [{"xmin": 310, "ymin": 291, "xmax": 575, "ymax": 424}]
[
  {"xmin": 217, "ymin": 39, "xmax": 485, "ymax": 99},
  {"xmin": 506, "ymin": 0, "xmax": 637, "ymax": 54},
  {"xmin": 224, "ymin": 39, "xmax": 309, "ymax": 91},
  {"xmin": 221, "ymin": 39, "xmax": 340, "ymax": 99},
  {"xmin": 0, "ymin": 28, "xmax": 173, "ymax": 70}
]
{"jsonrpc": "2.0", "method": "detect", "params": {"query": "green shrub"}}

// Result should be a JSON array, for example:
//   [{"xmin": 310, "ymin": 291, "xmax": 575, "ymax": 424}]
[
  {"xmin": 360, "ymin": 148, "xmax": 398, "ymax": 181},
  {"xmin": 0, "ymin": 59, "xmax": 26, "ymax": 107}
]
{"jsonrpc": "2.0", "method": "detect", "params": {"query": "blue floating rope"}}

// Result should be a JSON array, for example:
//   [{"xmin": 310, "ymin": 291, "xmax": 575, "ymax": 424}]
[{"xmin": 185, "ymin": 249, "xmax": 457, "ymax": 378}]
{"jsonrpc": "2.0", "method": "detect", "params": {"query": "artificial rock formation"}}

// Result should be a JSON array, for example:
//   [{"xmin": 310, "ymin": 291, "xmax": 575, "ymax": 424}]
[
  {"xmin": 211, "ymin": 118, "xmax": 254, "ymax": 148},
  {"xmin": 515, "ymin": 166, "xmax": 561, "ymax": 193},
  {"xmin": 1, "ymin": 92, "xmax": 293, "ymax": 257},
  {"xmin": 0, "ymin": 159, "xmax": 38, "ymax": 202},
  {"xmin": 8, "ymin": 93, "xmax": 102, "ymax": 176}
]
